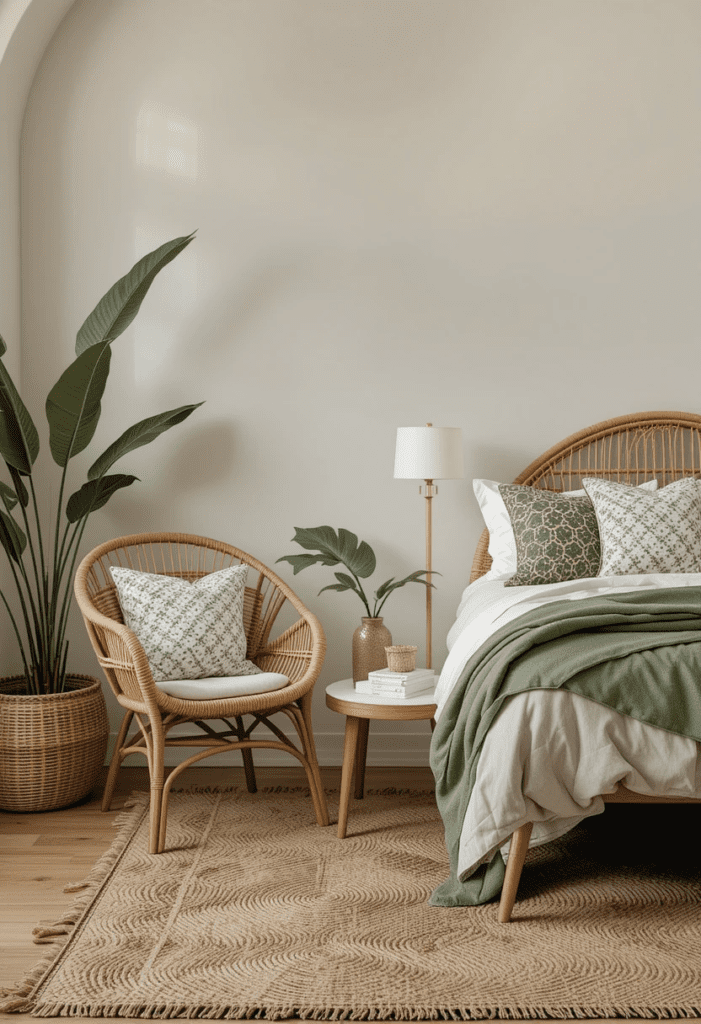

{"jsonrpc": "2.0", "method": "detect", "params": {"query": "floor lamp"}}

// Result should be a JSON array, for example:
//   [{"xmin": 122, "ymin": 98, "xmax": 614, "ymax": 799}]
[{"xmin": 393, "ymin": 424, "xmax": 464, "ymax": 670}]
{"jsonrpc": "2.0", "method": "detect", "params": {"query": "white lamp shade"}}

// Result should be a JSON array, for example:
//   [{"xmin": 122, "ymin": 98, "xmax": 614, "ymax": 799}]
[{"xmin": 394, "ymin": 426, "xmax": 464, "ymax": 480}]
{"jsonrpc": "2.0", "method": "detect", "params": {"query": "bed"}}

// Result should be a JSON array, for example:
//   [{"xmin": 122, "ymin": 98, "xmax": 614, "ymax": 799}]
[{"xmin": 430, "ymin": 411, "xmax": 701, "ymax": 922}]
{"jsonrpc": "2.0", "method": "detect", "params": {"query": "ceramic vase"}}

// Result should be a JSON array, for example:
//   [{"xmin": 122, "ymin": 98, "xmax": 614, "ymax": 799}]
[{"xmin": 352, "ymin": 617, "xmax": 392, "ymax": 683}]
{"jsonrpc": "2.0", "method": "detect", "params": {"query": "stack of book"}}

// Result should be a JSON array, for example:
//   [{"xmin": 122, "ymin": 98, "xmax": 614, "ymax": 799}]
[{"xmin": 355, "ymin": 667, "xmax": 436, "ymax": 699}]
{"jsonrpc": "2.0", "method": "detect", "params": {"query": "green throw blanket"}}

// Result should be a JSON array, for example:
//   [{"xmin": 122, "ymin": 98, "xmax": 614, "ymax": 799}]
[{"xmin": 429, "ymin": 587, "xmax": 701, "ymax": 907}]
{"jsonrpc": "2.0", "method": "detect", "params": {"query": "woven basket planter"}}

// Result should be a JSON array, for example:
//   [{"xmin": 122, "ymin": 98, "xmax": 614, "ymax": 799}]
[{"xmin": 0, "ymin": 674, "xmax": 108, "ymax": 813}]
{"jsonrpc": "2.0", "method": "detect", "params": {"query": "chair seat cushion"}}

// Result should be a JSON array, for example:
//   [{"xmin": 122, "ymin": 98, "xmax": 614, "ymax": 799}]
[{"xmin": 154, "ymin": 672, "xmax": 290, "ymax": 701}]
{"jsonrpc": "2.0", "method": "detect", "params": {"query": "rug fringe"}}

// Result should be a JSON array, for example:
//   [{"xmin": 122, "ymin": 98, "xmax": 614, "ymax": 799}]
[
  {"xmin": 21, "ymin": 1002, "xmax": 701, "ymax": 1020},
  {"xmin": 0, "ymin": 792, "xmax": 149, "ymax": 1015}
]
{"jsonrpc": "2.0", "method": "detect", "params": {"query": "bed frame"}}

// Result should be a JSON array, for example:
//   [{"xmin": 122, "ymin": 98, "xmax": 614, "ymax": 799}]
[{"xmin": 468, "ymin": 411, "xmax": 701, "ymax": 922}]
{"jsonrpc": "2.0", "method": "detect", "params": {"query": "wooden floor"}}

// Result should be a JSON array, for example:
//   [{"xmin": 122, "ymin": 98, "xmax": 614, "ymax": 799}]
[{"xmin": 1, "ymin": 765, "xmax": 697, "ymax": 1024}]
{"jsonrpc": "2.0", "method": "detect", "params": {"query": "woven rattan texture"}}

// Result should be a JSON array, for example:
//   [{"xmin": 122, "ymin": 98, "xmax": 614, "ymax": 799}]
[
  {"xmin": 0, "ymin": 676, "xmax": 108, "ymax": 812},
  {"xmin": 471, "ymin": 411, "xmax": 701, "ymax": 582},
  {"xmin": 73, "ymin": 533, "xmax": 329, "ymax": 853},
  {"xmin": 7, "ymin": 787, "xmax": 700, "ymax": 1020}
]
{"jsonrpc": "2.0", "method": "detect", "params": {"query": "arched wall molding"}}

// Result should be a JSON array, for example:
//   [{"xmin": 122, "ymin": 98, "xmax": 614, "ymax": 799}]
[{"xmin": 0, "ymin": 0, "xmax": 77, "ymax": 384}]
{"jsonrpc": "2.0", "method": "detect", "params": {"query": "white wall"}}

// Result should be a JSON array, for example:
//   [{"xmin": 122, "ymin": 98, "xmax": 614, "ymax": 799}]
[{"xmin": 13, "ymin": 0, "xmax": 701, "ymax": 765}]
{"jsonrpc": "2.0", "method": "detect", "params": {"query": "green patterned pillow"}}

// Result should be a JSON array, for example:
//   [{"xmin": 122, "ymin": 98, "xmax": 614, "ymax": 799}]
[
  {"xmin": 582, "ymin": 476, "xmax": 701, "ymax": 575},
  {"xmin": 110, "ymin": 564, "xmax": 261, "ymax": 681},
  {"xmin": 498, "ymin": 485, "xmax": 601, "ymax": 586}
]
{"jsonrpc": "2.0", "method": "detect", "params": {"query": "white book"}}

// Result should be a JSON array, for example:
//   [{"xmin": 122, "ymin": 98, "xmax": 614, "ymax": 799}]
[
  {"xmin": 366, "ymin": 674, "xmax": 436, "ymax": 695},
  {"xmin": 355, "ymin": 678, "xmax": 435, "ymax": 698},
  {"xmin": 367, "ymin": 667, "xmax": 435, "ymax": 685}
]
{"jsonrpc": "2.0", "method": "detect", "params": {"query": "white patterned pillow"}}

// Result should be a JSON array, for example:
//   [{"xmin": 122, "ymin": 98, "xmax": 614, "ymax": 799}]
[
  {"xmin": 582, "ymin": 477, "xmax": 701, "ymax": 575},
  {"xmin": 110, "ymin": 564, "xmax": 261, "ymax": 681}
]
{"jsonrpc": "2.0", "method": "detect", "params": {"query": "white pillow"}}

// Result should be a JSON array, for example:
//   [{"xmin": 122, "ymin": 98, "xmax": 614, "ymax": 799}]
[
  {"xmin": 582, "ymin": 476, "xmax": 701, "ymax": 575},
  {"xmin": 110, "ymin": 563, "xmax": 262, "ymax": 682},
  {"xmin": 473, "ymin": 477, "xmax": 659, "ymax": 579}
]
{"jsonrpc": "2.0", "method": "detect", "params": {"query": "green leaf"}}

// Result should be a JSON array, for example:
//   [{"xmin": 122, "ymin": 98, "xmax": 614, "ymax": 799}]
[
  {"xmin": 65, "ymin": 474, "xmax": 138, "ymax": 523},
  {"xmin": 334, "ymin": 572, "xmax": 358, "ymax": 590},
  {"xmin": 0, "ymin": 333, "xmax": 6, "ymax": 357},
  {"xmin": 373, "ymin": 577, "xmax": 396, "ymax": 601},
  {"xmin": 375, "ymin": 570, "xmax": 438, "ymax": 600},
  {"xmin": 281, "ymin": 526, "xmax": 376, "ymax": 578},
  {"xmin": 87, "ymin": 403, "xmax": 203, "ymax": 481},
  {"xmin": 318, "ymin": 583, "xmax": 352, "ymax": 595},
  {"xmin": 0, "ymin": 343, "xmax": 40, "ymax": 475},
  {"xmin": 8, "ymin": 466, "xmax": 28, "ymax": 508},
  {"xmin": 0, "ymin": 509, "xmax": 26, "ymax": 563},
  {"xmin": 275, "ymin": 553, "xmax": 330, "ymax": 574},
  {"xmin": 76, "ymin": 233, "xmax": 196, "ymax": 355},
  {"xmin": 46, "ymin": 344, "xmax": 112, "ymax": 467},
  {"xmin": 0, "ymin": 481, "xmax": 18, "ymax": 511},
  {"xmin": 318, "ymin": 571, "xmax": 361, "ymax": 597}
]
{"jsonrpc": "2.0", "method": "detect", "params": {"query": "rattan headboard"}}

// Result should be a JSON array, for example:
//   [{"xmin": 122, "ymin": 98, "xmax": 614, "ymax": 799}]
[{"xmin": 470, "ymin": 410, "xmax": 701, "ymax": 583}]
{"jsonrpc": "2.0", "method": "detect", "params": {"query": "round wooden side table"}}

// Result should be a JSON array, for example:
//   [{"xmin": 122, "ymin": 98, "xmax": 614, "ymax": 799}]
[{"xmin": 325, "ymin": 678, "xmax": 437, "ymax": 838}]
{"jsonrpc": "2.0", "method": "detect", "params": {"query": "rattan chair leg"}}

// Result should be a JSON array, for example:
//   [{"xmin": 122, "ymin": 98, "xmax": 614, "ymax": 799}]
[
  {"xmin": 147, "ymin": 714, "xmax": 166, "ymax": 855},
  {"xmin": 101, "ymin": 710, "xmax": 134, "ymax": 811},
  {"xmin": 283, "ymin": 704, "xmax": 326, "ymax": 826},
  {"xmin": 241, "ymin": 747, "xmax": 257, "ymax": 793},
  {"xmin": 149, "ymin": 786, "xmax": 165, "ymax": 854},
  {"xmin": 299, "ymin": 695, "xmax": 329, "ymax": 827},
  {"xmin": 498, "ymin": 821, "xmax": 533, "ymax": 923}
]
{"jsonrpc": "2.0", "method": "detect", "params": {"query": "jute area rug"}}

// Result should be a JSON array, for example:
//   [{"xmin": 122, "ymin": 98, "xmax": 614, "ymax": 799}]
[{"xmin": 2, "ymin": 787, "xmax": 700, "ymax": 1020}]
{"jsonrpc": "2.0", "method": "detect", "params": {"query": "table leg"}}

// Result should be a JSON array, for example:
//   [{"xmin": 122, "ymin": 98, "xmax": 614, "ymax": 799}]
[
  {"xmin": 354, "ymin": 718, "xmax": 369, "ymax": 799},
  {"xmin": 430, "ymin": 717, "xmax": 436, "ymax": 733},
  {"xmin": 338, "ymin": 716, "xmax": 360, "ymax": 838}
]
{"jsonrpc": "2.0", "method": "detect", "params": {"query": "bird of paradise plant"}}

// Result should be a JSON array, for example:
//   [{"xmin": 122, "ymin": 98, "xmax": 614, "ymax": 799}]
[{"xmin": 0, "ymin": 233, "xmax": 202, "ymax": 694}]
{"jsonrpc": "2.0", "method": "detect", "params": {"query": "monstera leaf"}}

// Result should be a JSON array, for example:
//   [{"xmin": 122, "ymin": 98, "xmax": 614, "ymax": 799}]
[
  {"xmin": 277, "ymin": 525, "xmax": 434, "ymax": 619},
  {"xmin": 277, "ymin": 526, "xmax": 376, "ymax": 578}
]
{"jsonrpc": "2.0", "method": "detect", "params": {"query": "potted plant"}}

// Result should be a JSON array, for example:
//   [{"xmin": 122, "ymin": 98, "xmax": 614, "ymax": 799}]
[
  {"xmin": 0, "ymin": 233, "xmax": 202, "ymax": 812},
  {"xmin": 277, "ymin": 526, "xmax": 434, "ymax": 681}
]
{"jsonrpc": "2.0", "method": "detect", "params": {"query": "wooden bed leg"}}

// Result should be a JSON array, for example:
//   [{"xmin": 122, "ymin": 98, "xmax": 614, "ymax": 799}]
[{"xmin": 498, "ymin": 821, "xmax": 533, "ymax": 923}]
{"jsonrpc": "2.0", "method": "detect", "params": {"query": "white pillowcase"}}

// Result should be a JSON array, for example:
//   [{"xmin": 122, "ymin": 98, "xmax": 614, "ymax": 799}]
[
  {"xmin": 473, "ymin": 477, "xmax": 659, "ymax": 579},
  {"xmin": 110, "ymin": 563, "xmax": 262, "ymax": 682}
]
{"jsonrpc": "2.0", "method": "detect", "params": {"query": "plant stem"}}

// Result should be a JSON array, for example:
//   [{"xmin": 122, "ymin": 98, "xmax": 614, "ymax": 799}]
[
  {"xmin": 0, "ymin": 589, "xmax": 32, "ymax": 690},
  {"xmin": 3, "ymin": 553, "xmax": 40, "ymax": 686},
  {"xmin": 347, "ymin": 569, "xmax": 372, "ymax": 618}
]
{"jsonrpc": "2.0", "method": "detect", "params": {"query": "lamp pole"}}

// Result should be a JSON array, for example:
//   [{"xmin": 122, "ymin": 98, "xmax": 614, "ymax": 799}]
[
  {"xmin": 393, "ymin": 423, "xmax": 463, "ymax": 675},
  {"xmin": 423, "ymin": 424, "xmax": 436, "ymax": 670}
]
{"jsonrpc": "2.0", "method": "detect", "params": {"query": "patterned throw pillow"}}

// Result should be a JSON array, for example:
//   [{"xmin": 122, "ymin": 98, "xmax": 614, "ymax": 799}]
[
  {"xmin": 582, "ymin": 476, "xmax": 701, "ymax": 575},
  {"xmin": 110, "ymin": 564, "xmax": 261, "ymax": 681},
  {"xmin": 498, "ymin": 485, "xmax": 602, "ymax": 586}
]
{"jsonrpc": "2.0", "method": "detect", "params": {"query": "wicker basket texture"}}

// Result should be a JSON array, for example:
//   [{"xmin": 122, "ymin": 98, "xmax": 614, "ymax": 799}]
[
  {"xmin": 385, "ymin": 646, "xmax": 418, "ymax": 673},
  {"xmin": 0, "ymin": 674, "xmax": 108, "ymax": 812}
]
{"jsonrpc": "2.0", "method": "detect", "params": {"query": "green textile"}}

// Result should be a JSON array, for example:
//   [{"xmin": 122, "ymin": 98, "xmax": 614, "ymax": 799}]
[{"xmin": 429, "ymin": 587, "xmax": 701, "ymax": 907}]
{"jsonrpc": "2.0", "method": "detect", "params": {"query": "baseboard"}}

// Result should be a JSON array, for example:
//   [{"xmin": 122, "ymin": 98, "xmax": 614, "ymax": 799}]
[{"xmin": 106, "ymin": 728, "xmax": 434, "ymax": 768}]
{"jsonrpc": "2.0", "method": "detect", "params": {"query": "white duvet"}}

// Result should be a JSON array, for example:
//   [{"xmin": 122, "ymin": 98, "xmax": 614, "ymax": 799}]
[{"xmin": 435, "ymin": 573, "xmax": 701, "ymax": 884}]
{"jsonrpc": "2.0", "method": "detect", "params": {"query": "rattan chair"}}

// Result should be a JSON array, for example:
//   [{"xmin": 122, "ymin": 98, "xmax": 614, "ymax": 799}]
[{"xmin": 74, "ymin": 533, "xmax": 329, "ymax": 853}]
